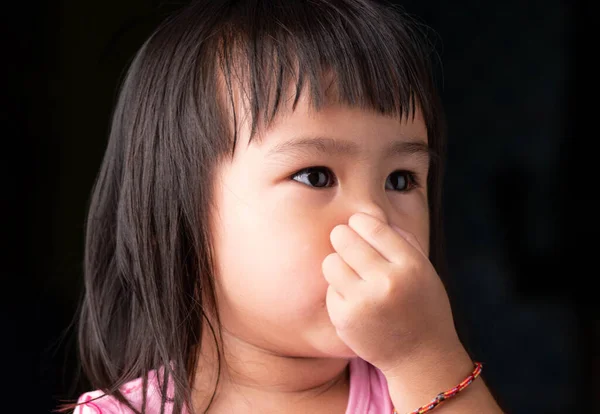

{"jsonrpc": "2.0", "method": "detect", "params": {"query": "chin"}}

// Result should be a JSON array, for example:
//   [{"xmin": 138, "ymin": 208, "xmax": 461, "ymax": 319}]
[
  {"xmin": 314, "ymin": 331, "xmax": 359, "ymax": 359},
  {"xmin": 298, "ymin": 310, "xmax": 359, "ymax": 359}
]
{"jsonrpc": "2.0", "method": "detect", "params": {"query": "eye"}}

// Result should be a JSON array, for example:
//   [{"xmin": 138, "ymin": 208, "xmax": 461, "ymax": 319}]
[
  {"xmin": 291, "ymin": 167, "xmax": 336, "ymax": 188},
  {"xmin": 385, "ymin": 170, "xmax": 419, "ymax": 192}
]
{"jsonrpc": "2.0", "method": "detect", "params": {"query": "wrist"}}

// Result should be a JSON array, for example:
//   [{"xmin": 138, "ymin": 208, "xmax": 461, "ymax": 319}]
[
  {"xmin": 383, "ymin": 342, "xmax": 474, "ymax": 411},
  {"xmin": 383, "ymin": 337, "xmax": 471, "ymax": 380},
  {"xmin": 383, "ymin": 342, "xmax": 503, "ymax": 414}
]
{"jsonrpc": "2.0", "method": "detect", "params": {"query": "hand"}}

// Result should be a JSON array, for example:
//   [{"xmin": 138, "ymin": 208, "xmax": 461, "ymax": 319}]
[{"xmin": 322, "ymin": 212, "xmax": 464, "ymax": 375}]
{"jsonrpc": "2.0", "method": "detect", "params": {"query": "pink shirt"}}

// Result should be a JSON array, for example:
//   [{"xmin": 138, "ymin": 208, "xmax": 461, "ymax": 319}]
[{"xmin": 75, "ymin": 357, "xmax": 394, "ymax": 413}]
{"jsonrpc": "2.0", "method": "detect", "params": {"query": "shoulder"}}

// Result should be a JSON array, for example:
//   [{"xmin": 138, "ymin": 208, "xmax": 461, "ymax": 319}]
[
  {"xmin": 75, "ymin": 389, "xmax": 125, "ymax": 414},
  {"xmin": 74, "ymin": 376, "xmax": 144, "ymax": 414},
  {"xmin": 74, "ymin": 369, "xmax": 171, "ymax": 414}
]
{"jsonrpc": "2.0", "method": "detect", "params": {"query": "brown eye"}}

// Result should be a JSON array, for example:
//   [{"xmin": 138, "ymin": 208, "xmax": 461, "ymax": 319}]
[
  {"xmin": 385, "ymin": 171, "xmax": 418, "ymax": 192},
  {"xmin": 292, "ymin": 167, "xmax": 335, "ymax": 188}
]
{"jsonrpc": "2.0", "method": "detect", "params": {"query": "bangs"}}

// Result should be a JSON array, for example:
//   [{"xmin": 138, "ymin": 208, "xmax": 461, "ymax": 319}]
[{"xmin": 211, "ymin": 0, "xmax": 441, "ymax": 148}]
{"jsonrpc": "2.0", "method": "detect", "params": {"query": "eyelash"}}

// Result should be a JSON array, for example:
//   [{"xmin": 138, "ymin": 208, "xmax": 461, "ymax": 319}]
[{"xmin": 290, "ymin": 166, "xmax": 421, "ymax": 192}]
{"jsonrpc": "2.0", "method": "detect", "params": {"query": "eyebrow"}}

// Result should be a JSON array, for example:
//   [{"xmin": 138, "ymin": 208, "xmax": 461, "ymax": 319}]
[{"xmin": 266, "ymin": 135, "xmax": 437, "ymax": 165}]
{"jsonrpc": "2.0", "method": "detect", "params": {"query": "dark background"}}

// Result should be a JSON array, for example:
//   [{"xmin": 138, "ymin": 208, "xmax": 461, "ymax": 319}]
[{"xmin": 4, "ymin": 0, "xmax": 596, "ymax": 413}]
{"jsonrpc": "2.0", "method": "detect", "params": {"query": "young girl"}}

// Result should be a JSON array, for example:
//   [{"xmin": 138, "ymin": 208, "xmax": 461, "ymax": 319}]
[{"xmin": 62, "ymin": 0, "xmax": 504, "ymax": 412}]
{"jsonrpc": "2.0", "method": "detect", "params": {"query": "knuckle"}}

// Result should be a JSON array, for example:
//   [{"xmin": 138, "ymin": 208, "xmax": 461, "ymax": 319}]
[
  {"xmin": 395, "ymin": 255, "xmax": 418, "ymax": 273},
  {"xmin": 369, "ymin": 221, "xmax": 387, "ymax": 239},
  {"xmin": 390, "ymin": 261, "xmax": 421, "ymax": 292},
  {"xmin": 337, "ymin": 312, "xmax": 354, "ymax": 330},
  {"xmin": 381, "ymin": 274, "xmax": 394, "ymax": 294},
  {"xmin": 352, "ymin": 291, "xmax": 372, "ymax": 313},
  {"xmin": 380, "ymin": 270, "xmax": 398, "ymax": 296},
  {"xmin": 406, "ymin": 259, "xmax": 421, "ymax": 274}
]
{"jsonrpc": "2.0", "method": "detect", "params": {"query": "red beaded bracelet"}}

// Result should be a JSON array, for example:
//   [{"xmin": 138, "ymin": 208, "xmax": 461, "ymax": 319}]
[{"xmin": 392, "ymin": 362, "xmax": 483, "ymax": 414}]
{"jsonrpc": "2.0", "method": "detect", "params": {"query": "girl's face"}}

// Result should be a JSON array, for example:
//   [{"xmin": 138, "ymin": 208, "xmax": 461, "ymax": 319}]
[{"xmin": 210, "ymin": 91, "xmax": 430, "ymax": 360}]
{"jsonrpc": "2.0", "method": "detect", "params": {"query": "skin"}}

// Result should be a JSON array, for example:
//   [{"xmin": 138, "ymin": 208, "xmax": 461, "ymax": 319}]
[{"xmin": 192, "ymin": 84, "xmax": 503, "ymax": 413}]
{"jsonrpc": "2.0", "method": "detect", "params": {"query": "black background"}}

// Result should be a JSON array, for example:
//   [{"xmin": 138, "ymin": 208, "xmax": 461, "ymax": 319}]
[{"xmin": 3, "ymin": 0, "xmax": 596, "ymax": 413}]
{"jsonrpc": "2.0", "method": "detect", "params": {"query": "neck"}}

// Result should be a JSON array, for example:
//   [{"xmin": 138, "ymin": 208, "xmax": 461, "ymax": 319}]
[{"xmin": 192, "ymin": 323, "xmax": 350, "ymax": 412}]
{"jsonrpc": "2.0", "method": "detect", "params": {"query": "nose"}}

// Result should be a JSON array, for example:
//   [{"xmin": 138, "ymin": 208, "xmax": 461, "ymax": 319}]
[
  {"xmin": 355, "ymin": 203, "xmax": 388, "ymax": 224},
  {"xmin": 342, "ymin": 189, "xmax": 390, "ymax": 224}
]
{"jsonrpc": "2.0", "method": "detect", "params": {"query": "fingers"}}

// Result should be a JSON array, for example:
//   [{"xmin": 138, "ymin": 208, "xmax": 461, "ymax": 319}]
[
  {"xmin": 390, "ymin": 224, "xmax": 427, "ymax": 259},
  {"xmin": 329, "ymin": 223, "xmax": 391, "ymax": 281},
  {"xmin": 348, "ymin": 212, "xmax": 426, "ymax": 262},
  {"xmin": 322, "ymin": 252, "xmax": 363, "ymax": 299}
]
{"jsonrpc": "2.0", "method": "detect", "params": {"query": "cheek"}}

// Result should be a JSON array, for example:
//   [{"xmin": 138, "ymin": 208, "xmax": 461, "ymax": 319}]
[
  {"xmin": 414, "ymin": 203, "xmax": 430, "ymax": 256},
  {"xmin": 398, "ymin": 191, "xmax": 430, "ymax": 255},
  {"xmin": 212, "ymin": 187, "xmax": 332, "ymax": 320}
]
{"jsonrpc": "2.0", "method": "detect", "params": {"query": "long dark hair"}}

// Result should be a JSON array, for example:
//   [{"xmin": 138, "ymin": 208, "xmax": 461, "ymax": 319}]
[{"xmin": 61, "ymin": 0, "xmax": 447, "ymax": 413}]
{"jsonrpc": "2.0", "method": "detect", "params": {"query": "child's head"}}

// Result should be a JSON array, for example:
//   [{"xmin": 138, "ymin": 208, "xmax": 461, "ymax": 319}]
[{"xmin": 77, "ymin": 0, "xmax": 446, "ymax": 412}]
